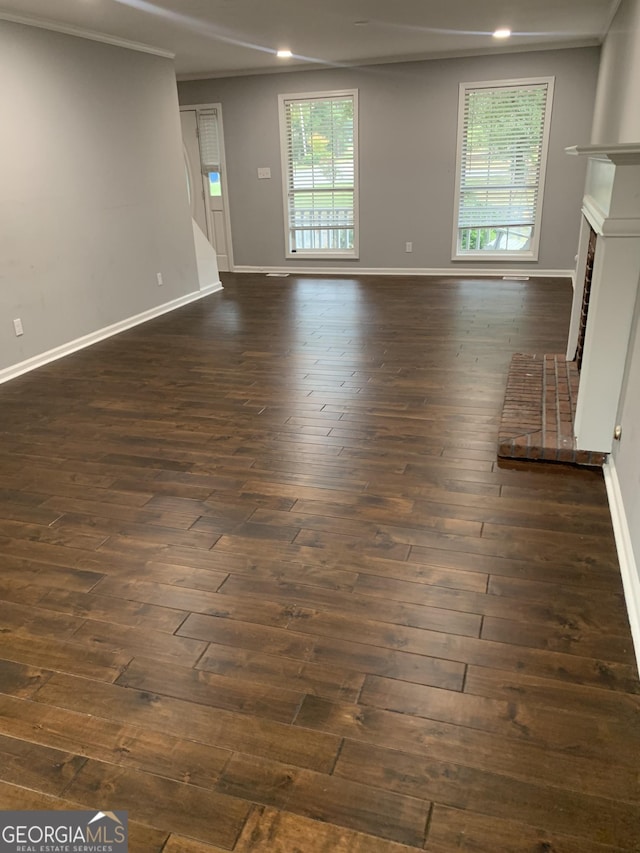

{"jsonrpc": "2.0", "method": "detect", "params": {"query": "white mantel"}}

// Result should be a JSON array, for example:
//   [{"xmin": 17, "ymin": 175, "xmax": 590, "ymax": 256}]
[{"xmin": 566, "ymin": 144, "xmax": 640, "ymax": 453}]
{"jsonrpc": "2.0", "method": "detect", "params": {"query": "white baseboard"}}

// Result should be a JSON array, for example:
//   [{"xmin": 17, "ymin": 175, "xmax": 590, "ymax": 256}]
[
  {"xmin": 198, "ymin": 283, "xmax": 223, "ymax": 295},
  {"xmin": 0, "ymin": 282, "xmax": 223, "ymax": 386},
  {"xmin": 232, "ymin": 265, "xmax": 574, "ymax": 279},
  {"xmin": 604, "ymin": 457, "xmax": 640, "ymax": 675}
]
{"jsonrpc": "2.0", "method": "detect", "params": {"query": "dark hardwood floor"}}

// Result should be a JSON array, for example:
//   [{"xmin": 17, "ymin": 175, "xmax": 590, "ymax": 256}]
[{"xmin": 0, "ymin": 273, "xmax": 638, "ymax": 852}]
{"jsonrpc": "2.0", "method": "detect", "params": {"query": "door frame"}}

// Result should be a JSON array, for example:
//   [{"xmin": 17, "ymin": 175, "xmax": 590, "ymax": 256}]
[{"xmin": 179, "ymin": 102, "xmax": 234, "ymax": 271}]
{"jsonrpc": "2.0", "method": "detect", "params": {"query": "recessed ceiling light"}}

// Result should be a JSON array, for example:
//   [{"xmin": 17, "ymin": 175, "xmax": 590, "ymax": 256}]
[
  {"xmin": 493, "ymin": 28, "xmax": 512, "ymax": 39},
  {"xmin": 276, "ymin": 49, "xmax": 293, "ymax": 58}
]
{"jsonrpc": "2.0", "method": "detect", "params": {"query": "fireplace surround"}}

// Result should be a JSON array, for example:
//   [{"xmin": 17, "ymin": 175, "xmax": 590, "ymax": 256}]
[
  {"xmin": 499, "ymin": 144, "xmax": 640, "ymax": 465},
  {"xmin": 566, "ymin": 143, "xmax": 640, "ymax": 454}
]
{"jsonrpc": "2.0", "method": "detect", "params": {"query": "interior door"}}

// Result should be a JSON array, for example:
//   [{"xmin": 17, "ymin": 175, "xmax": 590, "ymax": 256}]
[
  {"xmin": 180, "ymin": 107, "xmax": 231, "ymax": 272},
  {"xmin": 180, "ymin": 110, "xmax": 208, "ymax": 237}
]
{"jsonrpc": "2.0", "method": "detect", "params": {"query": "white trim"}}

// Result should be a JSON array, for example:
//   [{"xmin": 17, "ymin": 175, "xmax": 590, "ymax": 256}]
[
  {"xmin": 452, "ymin": 76, "xmax": 555, "ymax": 262},
  {"xmin": 566, "ymin": 143, "xmax": 640, "ymax": 165},
  {"xmin": 0, "ymin": 285, "xmax": 221, "ymax": 387},
  {"xmin": 276, "ymin": 87, "xmax": 359, "ymax": 102},
  {"xmin": 598, "ymin": 217, "xmax": 640, "ymax": 238},
  {"xmin": 0, "ymin": 11, "xmax": 174, "ymax": 58},
  {"xmin": 278, "ymin": 89, "xmax": 359, "ymax": 260},
  {"xmin": 232, "ymin": 264, "xmax": 573, "ymax": 278},
  {"xmin": 582, "ymin": 197, "xmax": 608, "ymax": 235},
  {"xmin": 604, "ymin": 458, "xmax": 640, "ymax": 675},
  {"xmin": 451, "ymin": 82, "xmax": 466, "ymax": 259},
  {"xmin": 582, "ymin": 198, "xmax": 640, "ymax": 237}
]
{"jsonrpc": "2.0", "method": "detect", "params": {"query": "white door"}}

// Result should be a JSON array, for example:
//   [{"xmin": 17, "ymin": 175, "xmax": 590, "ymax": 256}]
[{"xmin": 180, "ymin": 106, "xmax": 232, "ymax": 272}]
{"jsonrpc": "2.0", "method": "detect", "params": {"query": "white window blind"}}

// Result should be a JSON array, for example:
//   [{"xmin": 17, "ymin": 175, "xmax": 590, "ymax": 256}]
[
  {"xmin": 454, "ymin": 78, "xmax": 554, "ymax": 258},
  {"xmin": 279, "ymin": 90, "xmax": 358, "ymax": 256},
  {"xmin": 197, "ymin": 109, "xmax": 220, "ymax": 174}
]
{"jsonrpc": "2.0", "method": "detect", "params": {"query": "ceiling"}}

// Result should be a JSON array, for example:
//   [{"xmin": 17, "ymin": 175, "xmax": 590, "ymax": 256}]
[{"xmin": 0, "ymin": 0, "xmax": 619, "ymax": 78}]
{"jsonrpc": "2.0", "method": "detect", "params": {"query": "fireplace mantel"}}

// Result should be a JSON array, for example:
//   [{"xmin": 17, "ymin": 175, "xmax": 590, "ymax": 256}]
[
  {"xmin": 565, "ymin": 143, "xmax": 640, "ymax": 164},
  {"xmin": 565, "ymin": 143, "xmax": 640, "ymax": 453},
  {"xmin": 565, "ymin": 144, "xmax": 640, "ymax": 237}
]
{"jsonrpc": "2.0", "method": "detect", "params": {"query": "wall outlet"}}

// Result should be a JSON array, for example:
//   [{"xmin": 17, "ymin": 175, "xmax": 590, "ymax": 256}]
[
  {"xmin": 13, "ymin": 318, "xmax": 23, "ymax": 337},
  {"xmin": 156, "ymin": 272, "xmax": 163, "ymax": 286},
  {"xmin": 257, "ymin": 167, "xmax": 271, "ymax": 179},
  {"xmin": 405, "ymin": 241, "xmax": 413, "ymax": 253}
]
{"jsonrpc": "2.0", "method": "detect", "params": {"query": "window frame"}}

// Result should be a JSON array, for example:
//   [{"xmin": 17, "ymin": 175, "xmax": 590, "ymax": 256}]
[
  {"xmin": 452, "ymin": 76, "xmax": 555, "ymax": 262},
  {"xmin": 278, "ymin": 89, "xmax": 359, "ymax": 260}
]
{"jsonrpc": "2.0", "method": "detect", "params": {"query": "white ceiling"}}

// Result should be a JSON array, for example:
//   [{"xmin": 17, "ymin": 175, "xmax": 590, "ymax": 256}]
[{"xmin": 0, "ymin": 0, "xmax": 618, "ymax": 78}]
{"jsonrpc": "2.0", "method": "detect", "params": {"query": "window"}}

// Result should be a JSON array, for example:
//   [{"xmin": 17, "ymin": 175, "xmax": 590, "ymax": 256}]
[
  {"xmin": 208, "ymin": 171, "xmax": 221, "ymax": 197},
  {"xmin": 453, "ymin": 77, "xmax": 554, "ymax": 260},
  {"xmin": 279, "ymin": 90, "xmax": 358, "ymax": 258}
]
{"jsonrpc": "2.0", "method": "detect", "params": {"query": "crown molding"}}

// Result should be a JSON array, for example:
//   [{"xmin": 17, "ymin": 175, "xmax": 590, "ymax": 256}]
[{"xmin": 0, "ymin": 11, "xmax": 174, "ymax": 59}]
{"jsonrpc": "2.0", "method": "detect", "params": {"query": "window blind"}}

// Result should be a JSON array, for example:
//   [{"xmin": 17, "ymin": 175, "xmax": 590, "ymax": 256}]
[
  {"xmin": 455, "ymin": 80, "xmax": 552, "ymax": 254},
  {"xmin": 197, "ymin": 109, "xmax": 220, "ymax": 174},
  {"xmin": 281, "ymin": 92, "xmax": 357, "ymax": 254}
]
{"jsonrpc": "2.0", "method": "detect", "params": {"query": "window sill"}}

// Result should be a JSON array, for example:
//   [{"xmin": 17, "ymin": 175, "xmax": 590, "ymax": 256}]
[
  {"xmin": 452, "ymin": 251, "xmax": 539, "ymax": 262},
  {"xmin": 286, "ymin": 252, "xmax": 359, "ymax": 261}
]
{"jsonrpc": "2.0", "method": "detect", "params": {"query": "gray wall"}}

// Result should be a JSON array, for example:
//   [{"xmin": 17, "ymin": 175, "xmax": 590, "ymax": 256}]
[
  {"xmin": 0, "ymin": 21, "xmax": 199, "ymax": 373},
  {"xmin": 179, "ymin": 47, "xmax": 600, "ymax": 272},
  {"xmin": 591, "ymin": 0, "xmax": 640, "ymax": 144}
]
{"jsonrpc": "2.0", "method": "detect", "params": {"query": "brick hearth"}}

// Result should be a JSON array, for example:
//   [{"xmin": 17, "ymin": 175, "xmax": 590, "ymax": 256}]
[{"xmin": 498, "ymin": 353, "xmax": 607, "ymax": 466}]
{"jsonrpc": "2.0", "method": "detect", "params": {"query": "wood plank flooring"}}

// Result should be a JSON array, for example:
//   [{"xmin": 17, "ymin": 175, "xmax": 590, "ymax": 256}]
[{"xmin": 0, "ymin": 273, "xmax": 639, "ymax": 852}]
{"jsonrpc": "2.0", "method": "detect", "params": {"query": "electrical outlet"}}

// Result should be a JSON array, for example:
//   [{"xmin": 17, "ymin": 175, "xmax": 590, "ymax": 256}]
[
  {"xmin": 156, "ymin": 272, "xmax": 163, "ymax": 286},
  {"xmin": 257, "ymin": 167, "xmax": 271, "ymax": 179},
  {"xmin": 13, "ymin": 318, "xmax": 23, "ymax": 337},
  {"xmin": 405, "ymin": 241, "xmax": 413, "ymax": 253}
]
